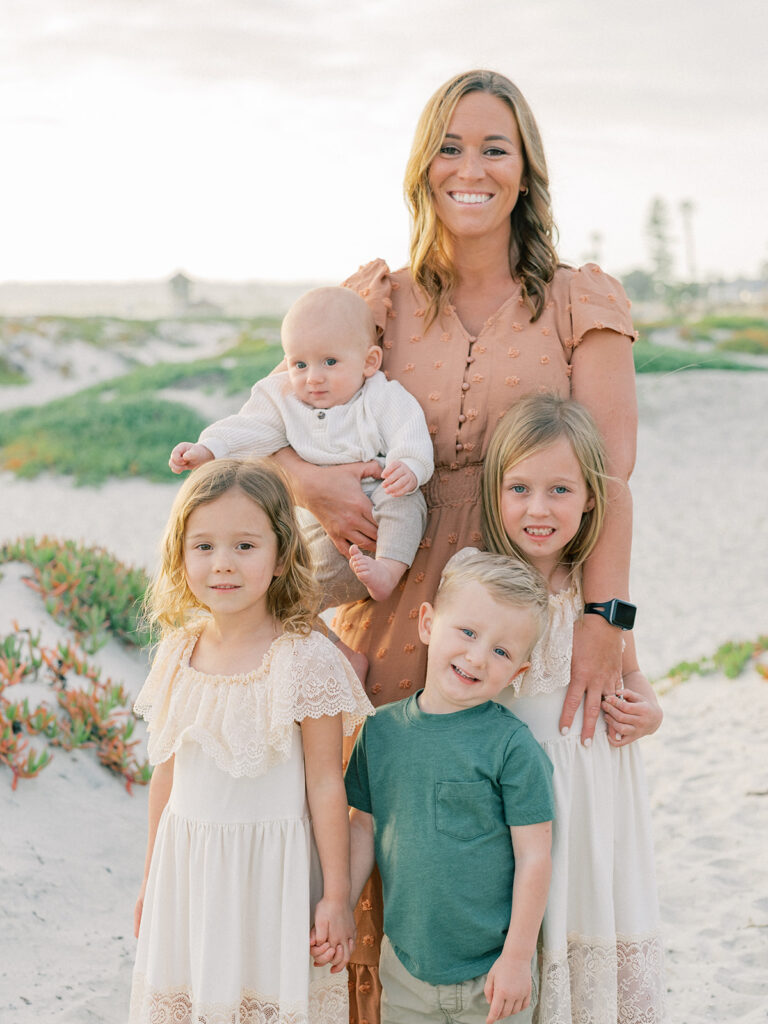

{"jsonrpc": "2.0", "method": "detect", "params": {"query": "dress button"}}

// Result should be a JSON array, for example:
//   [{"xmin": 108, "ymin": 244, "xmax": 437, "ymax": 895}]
[
  {"xmin": 317, "ymin": 410, "xmax": 326, "ymax": 419},
  {"xmin": 458, "ymin": 414, "xmax": 466, "ymax": 423},
  {"xmin": 466, "ymin": 355, "xmax": 475, "ymax": 364},
  {"xmin": 456, "ymin": 443, "xmax": 463, "ymax": 452},
  {"xmin": 461, "ymin": 382, "xmax": 470, "ymax": 391}
]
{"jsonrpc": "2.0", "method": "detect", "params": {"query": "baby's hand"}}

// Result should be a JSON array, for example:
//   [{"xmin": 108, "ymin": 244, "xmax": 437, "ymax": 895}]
[
  {"xmin": 169, "ymin": 442, "xmax": 215, "ymax": 474},
  {"xmin": 381, "ymin": 460, "xmax": 418, "ymax": 496},
  {"xmin": 603, "ymin": 687, "xmax": 662, "ymax": 747},
  {"xmin": 484, "ymin": 954, "xmax": 531, "ymax": 1022},
  {"xmin": 310, "ymin": 897, "xmax": 355, "ymax": 973}
]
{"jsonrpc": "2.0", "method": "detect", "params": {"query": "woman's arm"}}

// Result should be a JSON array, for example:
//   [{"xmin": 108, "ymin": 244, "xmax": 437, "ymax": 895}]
[
  {"xmin": 564, "ymin": 328, "xmax": 638, "ymax": 744},
  {"xmin": 272, "ymin": 448, "xmax": 381, "ymax": 557},
  {"xmin": 302, "ymin": 714, "xmax": 355, "ymax": 971},
  {"xmin": 133, "ymin": 755, "xmax": 174, "ymax": 938}
]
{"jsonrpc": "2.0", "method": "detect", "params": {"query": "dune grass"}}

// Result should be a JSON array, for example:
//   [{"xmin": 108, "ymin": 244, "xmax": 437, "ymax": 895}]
[
  {"xmin": 632, "ymin": 339, "xmax": 762, "ymax": 374},
  {"xmin": 0, "ymin": 356, "xmax": 26, "ymax": 385},
  {"xmin": 0, "ymin": 345, "xmax": 283, "ymax": 484}
]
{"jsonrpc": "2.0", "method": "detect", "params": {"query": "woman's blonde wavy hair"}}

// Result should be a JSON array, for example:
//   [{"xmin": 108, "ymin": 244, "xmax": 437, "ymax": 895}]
[
  {"xmin": 482, "ymin": 395, "xmax": 608, "ymax": 575},
  {"xmin": 146, "ymin": 459, "xmax": 321, "ymax": 637},
  {"xmin": 404, "ymin": 69, "xmax": 560, "ymax": 326}
]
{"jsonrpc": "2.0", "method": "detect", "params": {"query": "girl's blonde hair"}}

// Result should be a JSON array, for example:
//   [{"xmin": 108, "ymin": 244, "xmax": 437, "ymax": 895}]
[
  {"xmin": 404, "ymin": 69, "xmax": 559, "ymax": 326},
  {"xmin": 482, "ymin": 395, "xmax": 607, "ymax": 573},
  {"xmin": 147, "ymin": 459, "xmax": 320, "ymax": 635}
]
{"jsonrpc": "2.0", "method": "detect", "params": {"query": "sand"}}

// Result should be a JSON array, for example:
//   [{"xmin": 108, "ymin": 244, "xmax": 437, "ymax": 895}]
[{"xmin": 1, "ymin": 370, "xmax": 767, "ymax": 1023}]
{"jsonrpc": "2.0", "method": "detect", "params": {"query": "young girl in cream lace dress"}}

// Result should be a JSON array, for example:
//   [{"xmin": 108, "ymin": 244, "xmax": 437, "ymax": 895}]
[
  {"xmin": 129, "ymin": 459, "xmax": 373, "ymax": 1024},
  {"xmin": 482, "ymin": 395, "xmax": 665, "ymax": 1024}
]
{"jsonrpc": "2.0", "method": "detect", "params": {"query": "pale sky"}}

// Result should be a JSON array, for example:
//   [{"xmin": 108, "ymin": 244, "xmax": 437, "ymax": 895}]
[{"xmin": 2, "ymin": 0, "xmax": 766, "ymax": 284}]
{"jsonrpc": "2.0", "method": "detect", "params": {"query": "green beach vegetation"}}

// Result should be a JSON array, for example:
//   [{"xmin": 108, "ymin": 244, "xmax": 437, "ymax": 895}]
[
  {"xmin": 0, "ymin": 329, "xmax": 283, "ymax": 484},
  {"xmin": 0, "ymin": 538, "xmax": 152, "ymax": 790},
  {"xmin": 0, "ymin": 313, "xmax": 764, "ymax": 485}
]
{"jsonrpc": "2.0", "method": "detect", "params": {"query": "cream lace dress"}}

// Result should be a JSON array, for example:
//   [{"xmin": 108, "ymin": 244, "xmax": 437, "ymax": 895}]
[
  {"xmin": 498, "ymin": 583, "xmax": 665, "ymax": 1024},
  {"xmin": 128, "ymin": 624, "xmax": 374, "ymax": 1024}
]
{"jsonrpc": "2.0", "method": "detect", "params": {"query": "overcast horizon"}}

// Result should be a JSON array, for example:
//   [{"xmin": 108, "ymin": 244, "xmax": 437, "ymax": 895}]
[{"xmin": 3, "ymin": 0, "xmax": 767, "ymax": 285}]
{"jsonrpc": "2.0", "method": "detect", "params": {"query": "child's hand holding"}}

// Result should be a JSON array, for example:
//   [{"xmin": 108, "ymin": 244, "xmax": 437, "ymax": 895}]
[
  {"xmin": 602, "ymin": 672, "xmax": 662, "ymax": 747},
  {"xmin": 169, "ymin": 442, "xmax": 215, "ymax": 474},
  {"xmin": 309, "ymin": 897, "xmax": 355, "ymax": 973},
  {"xmin": 484, "ymin": 954, "xmax": 532, "ymax": 1022},
  {"xmin": 381, "ymin": 460, "xmax": 418, "ymax": 496}
]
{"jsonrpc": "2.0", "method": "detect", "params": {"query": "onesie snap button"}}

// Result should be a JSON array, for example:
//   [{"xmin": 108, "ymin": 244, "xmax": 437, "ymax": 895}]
[
  {"xmin": 461, "ymin": 382, "xmax": 470, "ymax": 392},
  {"xmin": 316, "ymin": 410, "xmax": 326, "ymax": 419}
]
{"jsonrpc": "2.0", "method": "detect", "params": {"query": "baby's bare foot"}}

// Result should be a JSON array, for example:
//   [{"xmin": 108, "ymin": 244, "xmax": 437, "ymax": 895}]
[{"xmin": 348, "ymin": 546, "xmax": 407, "ymax": 602}]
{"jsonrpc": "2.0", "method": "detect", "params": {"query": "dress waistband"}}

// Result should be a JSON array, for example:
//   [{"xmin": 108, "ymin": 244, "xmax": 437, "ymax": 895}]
[{"xmin": 424, "ymin": 463, "xmax": 483, "ymax": 508}]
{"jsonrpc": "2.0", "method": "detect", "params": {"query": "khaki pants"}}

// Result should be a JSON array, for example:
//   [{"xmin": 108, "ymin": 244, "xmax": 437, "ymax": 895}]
[
  {"xmin": 379, "ymin": 936, "xmax": 537, "ymax": 1024},
  {"xmin": 298, "ymin": 483, "xmax": 427, "ymax": 610}
]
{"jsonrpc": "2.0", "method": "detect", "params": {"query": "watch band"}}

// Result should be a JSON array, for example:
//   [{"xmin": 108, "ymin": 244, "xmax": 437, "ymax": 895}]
[{"xmin": 583, "ymin": 599, "xmax": 636, "ymax": 631}]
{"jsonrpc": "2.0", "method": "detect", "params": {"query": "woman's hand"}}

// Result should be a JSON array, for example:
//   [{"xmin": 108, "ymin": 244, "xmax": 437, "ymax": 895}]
[
  {"xmin": 559, "ymin": 614, "xmax": 623, "ymax": 745},
  {"xmin": 273, "ymin": 449, "xmax": 381, "ymax": 557}
]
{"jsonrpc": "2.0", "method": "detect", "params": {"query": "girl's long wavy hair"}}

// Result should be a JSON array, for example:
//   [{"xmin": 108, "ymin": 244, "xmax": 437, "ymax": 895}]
[
  {"xmin": 146, "ymin": 459, "xmax": 320, "ymax": 636},
  {"xmin": 405, "ymin": 69, "xmax": 560, "ymax": 326},
  {"xmin": 482, "ymin": 395, "xmax": 608, "ymax": 576}
]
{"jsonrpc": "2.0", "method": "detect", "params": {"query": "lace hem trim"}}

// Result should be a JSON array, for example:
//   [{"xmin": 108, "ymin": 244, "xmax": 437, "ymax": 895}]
[
  {"xmin": 536, "ymin": 932, "xmax": 666, "ymax": 1024},
  {"xmin": 129, "ymin": 969, "xmax": 348, "ymax": 1024}
]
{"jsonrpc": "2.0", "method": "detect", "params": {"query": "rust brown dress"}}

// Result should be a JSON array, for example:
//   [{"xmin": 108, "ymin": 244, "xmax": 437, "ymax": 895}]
[{"xmin": 336, "ymin": 258, "xmax": 635, "ymax": 1024}]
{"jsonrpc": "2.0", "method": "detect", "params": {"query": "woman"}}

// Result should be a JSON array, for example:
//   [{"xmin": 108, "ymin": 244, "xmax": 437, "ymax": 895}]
[{"xmin": 276, "ymin": 70, "xmax": 638, "ymax": 1023}]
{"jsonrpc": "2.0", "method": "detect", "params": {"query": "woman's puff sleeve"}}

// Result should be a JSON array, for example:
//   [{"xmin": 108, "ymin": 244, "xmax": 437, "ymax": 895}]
[
  {"xmin": 343, "ymin": 259, "xmax": 393, "ymax": 340},
  {"xmin": 568, "ymin": 263, "xmax": 637, "ymax": 349}
]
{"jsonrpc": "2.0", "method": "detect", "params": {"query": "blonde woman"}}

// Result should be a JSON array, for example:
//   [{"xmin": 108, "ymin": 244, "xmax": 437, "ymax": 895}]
[{"xmin": 276, "ymin": 69, "xmax": 639, "ymax": 1024}]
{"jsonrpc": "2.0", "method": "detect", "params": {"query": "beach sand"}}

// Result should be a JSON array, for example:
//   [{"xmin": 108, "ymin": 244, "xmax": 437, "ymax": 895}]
[{"xmin": 1, "ymin": 370, "xmax": 767, "ymax": 1022}]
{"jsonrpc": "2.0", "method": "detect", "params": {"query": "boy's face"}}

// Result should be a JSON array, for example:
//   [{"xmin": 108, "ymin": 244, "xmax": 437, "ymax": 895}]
[
  {"xmin": 417, "ymin": 581, "xmax": 537, "ymax": 715},
  {"xmin": 282, "ymin": 314, "xmax": 381, "ymax": 410}
]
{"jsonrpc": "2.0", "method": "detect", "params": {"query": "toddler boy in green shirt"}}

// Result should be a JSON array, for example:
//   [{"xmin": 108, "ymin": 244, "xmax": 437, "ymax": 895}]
[{"xmin": 342, "ymin": 549, "xmax": 554, "ymax": 1023}]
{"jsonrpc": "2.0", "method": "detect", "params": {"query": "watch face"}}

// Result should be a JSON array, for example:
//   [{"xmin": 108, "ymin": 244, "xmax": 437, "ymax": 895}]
[{"xmin": 612, "ymin": 600, "xmax": 636, "ymax": 629}]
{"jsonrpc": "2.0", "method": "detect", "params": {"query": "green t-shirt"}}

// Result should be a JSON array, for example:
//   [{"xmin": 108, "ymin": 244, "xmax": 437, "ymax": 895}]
[{"xmin": 345, "ymin": 693, "xmax": 554, "ymax": 986}]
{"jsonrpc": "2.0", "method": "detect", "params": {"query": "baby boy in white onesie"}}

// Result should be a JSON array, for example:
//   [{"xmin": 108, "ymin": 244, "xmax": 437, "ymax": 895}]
[{"xmin": 169, "ymin": 286, "xmax": 434, "ymax": 605}]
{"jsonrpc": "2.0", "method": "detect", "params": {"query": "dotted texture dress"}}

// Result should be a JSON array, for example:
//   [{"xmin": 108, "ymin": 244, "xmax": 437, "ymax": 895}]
[
  {"xmin": 498, "ymin": 583, "xmax": 665, "ymax": 1024},
  {"xmin": 335, "ymin": 260, "xmax": 636, "ymax": 1024},
  {"xmin": 129, "ymin": 625, "xmax": 374, "ymax": 1024}
]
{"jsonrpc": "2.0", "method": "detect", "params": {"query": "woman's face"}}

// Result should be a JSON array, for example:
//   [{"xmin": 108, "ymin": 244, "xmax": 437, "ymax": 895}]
[{"xmin": 427, "ymin": 90, "xmax": 525, "ymax": 248}]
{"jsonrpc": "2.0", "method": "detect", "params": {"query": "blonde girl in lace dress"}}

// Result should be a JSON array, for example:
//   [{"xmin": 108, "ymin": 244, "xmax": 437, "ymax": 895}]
[
  {"xmin": 129, "ymin": 459, "xmax": 374, "ymax": 1024},
  {"xmin": 482, "ymin": 395, "xmax": 665, "ymax": 1024}
]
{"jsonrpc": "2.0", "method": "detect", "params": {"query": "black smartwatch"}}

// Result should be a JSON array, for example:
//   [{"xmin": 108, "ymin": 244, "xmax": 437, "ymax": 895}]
[{"xmin": 583, "ymin": 599, "xmax": 636, "ymax": 631}]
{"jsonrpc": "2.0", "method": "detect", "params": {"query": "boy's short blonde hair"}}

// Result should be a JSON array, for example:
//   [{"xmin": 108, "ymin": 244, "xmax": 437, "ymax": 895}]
[{"xmin": 435, "ymin": 548, "xmax": 548, "ymax": 654}]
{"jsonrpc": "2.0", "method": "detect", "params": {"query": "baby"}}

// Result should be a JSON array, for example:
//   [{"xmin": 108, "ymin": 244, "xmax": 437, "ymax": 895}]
[{"xmin": 169, "ymin": 286, "xmax": 434, "ymax": 604}]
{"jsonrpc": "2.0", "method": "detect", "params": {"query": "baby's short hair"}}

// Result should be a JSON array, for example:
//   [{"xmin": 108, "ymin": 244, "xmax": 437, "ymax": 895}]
[
  {"xmin": 435, "ymin": 548, "xmax": 549, "ymax": 652},
  {"xmin": 281, "ymin": 285, "xmax": 377, "ymax": 351}
]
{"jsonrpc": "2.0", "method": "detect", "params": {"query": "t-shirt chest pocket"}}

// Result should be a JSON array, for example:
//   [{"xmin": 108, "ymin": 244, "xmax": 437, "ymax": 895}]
[{"xmin": 435, "ymin": 779, "xmax": 498, "ymax": 841}]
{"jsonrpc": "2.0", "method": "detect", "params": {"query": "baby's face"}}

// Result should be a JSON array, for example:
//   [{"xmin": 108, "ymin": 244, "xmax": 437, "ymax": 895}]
[{"xmin": 283, "ymin": 321, "xmax": 377, "ymax": 409}]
